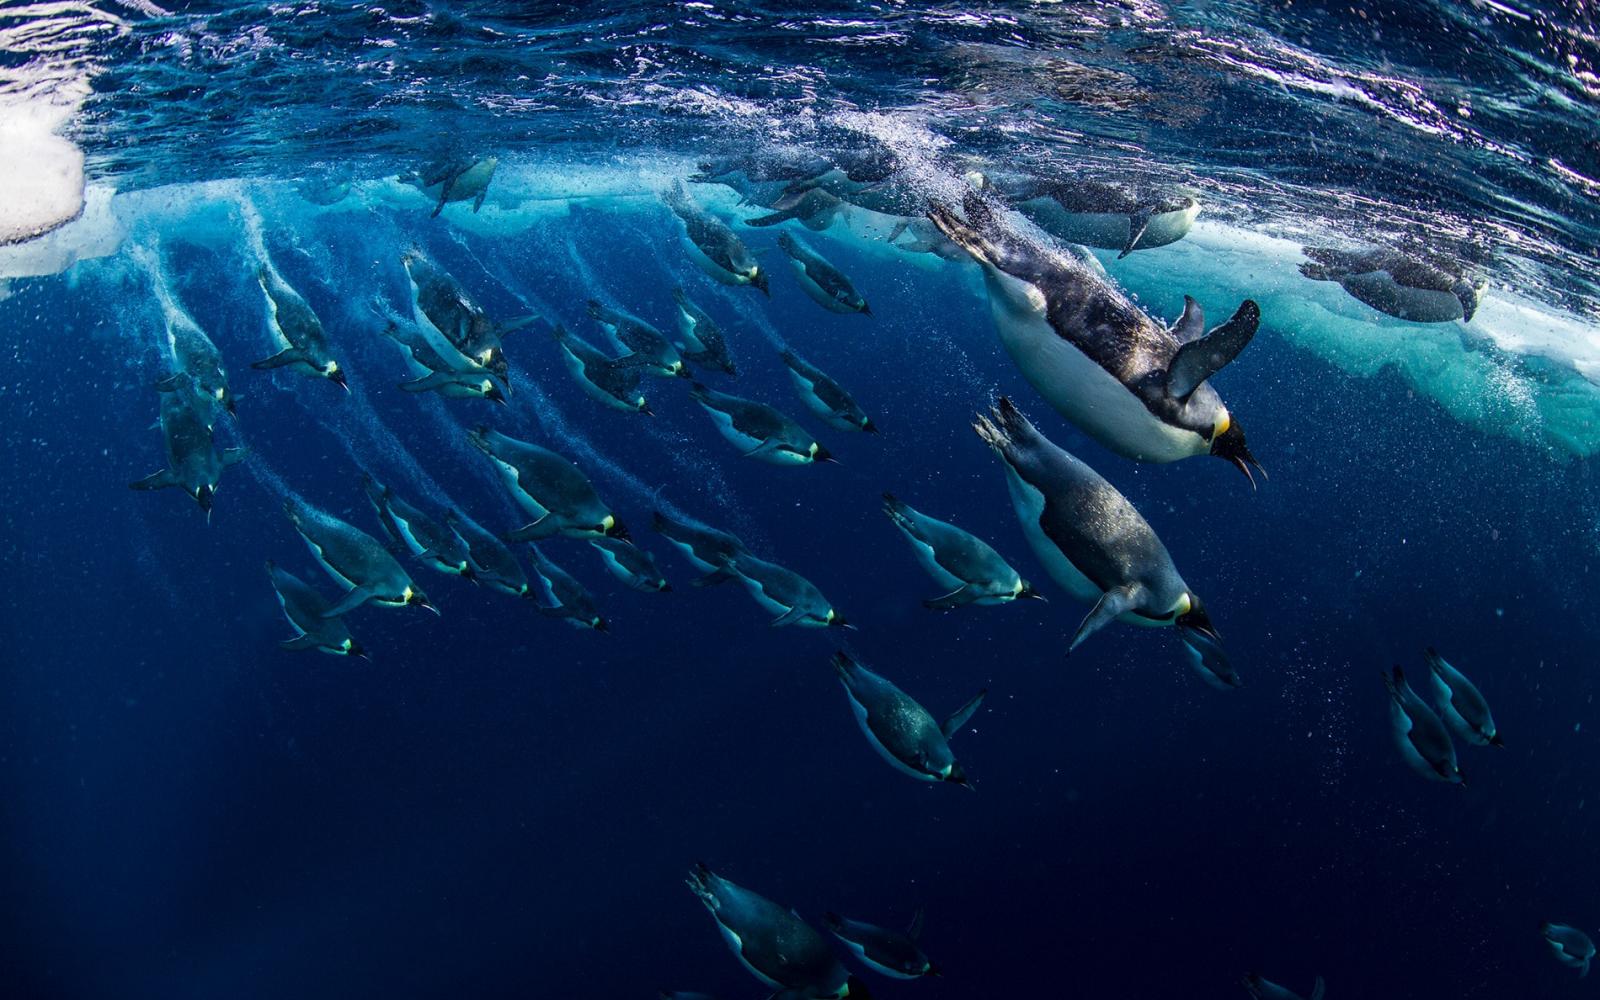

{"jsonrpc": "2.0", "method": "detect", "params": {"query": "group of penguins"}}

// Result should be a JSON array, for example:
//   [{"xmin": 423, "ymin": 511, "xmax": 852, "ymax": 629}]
[{"xmin": 128, "ymin": 148, "xmax": 1586, "ymax": 998}]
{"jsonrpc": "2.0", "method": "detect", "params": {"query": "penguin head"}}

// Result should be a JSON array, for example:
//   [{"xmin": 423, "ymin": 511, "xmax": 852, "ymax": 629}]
[
  {"xmin": 1209, "ymin": 420, "xmax": 1263, "ymax": 487},
  {"xmin": 324, "ymin": 361, "xmax": 348, "ymax": 391},
  {"xmin": 824, "ymin": 609, "xmax": 856, "ymax": 630},
  {"xmin": 1436, "ymin": 759, "xmax": 1465, "ymax": 785},
  {"xmin": 921, "ymin": 961, "xmax": 942, "ymax": 977},
  {"xmin": 482, "ymin": 381, "xmax": 507, "ymax": 406},
  {"xmin": 1174, "ymin": 595, "xmax": 1220, "ymax": 644},
  {"xmin": 750, "ymin": 267, "xmax": 770, "ymax": 297},
  {"xmin": 456, "ymin": 562, "xmax": 476, "ymax": 582},
  {"xmin": 942, "ymin": 761, "xmax": 972, "ymax": 789},
  {"xmin": 858, "ymin": 416, "xmax": 878, "ymax": 433},
  {"xmin": 809, "ymin": 442, "xmax": 838, "ymax": 464},
  {"xmin": 591, "ymin": 616, "xmax": 609, "ymax": 632},
  {"xmin": 219, "ymin": 387, "xmax": 238, "ymax": 416},
  {"xmin": 342, "ymin": 638, "xmax": 370, "ymax": 661},
  {"xmin": 403, "ymin": 586, "xmax": 439, "ymax": 615},
  {"xmin": 600, "ymin": 514, "xmax": 631, "ymax": 543},
  {"xmin": 839, "ymin": 974, "xmax": 873, "ymax": 999},
  {"xmin": 635, "ymin": 397, "xmax": 654, "ymax": 416},
  {"xmin": 1016, "ymin": 579, "xmax": 1046, "ymax": 602}
]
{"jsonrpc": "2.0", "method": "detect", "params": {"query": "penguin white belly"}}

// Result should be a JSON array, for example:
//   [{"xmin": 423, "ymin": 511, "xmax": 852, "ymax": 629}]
[
  {"xmin": 490, "ymin": 459, "xmax": 550, "ymax": 519},
  {"xmin": 303, "ymin": 538, "xmax": 359, "ymax": 591},
  {"xmin": 992, "ymin": 302, "xmax": 1205, "ymax": 463},
  {"xmin": 900, "ymin": 531, "xmax": 967, "ymax": 592},
  {"xmin": 675, "ymin": 311, "xmax": 710, "ymax": 352},
  {"xmin": 847, "ymin": 694, "xmax": 937, "ymax": 781},
  {"xmin": 1389, "ymin": 702, "xmax": 1438, "ymax": 779},
  {"xmin": 713, "ymin": 922, "xmax": 783, "ymax": 989},
  {"xmin": 680, "ymin": 235, "xmax": 743, "ymax": 286},
  {"xmin": 702, "ymin": 405, "xmax": 765, "ymax": 452}
]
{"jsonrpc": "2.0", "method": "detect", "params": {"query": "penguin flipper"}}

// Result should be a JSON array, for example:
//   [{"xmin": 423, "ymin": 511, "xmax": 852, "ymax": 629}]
[
  {"xmin": 1166, "ymin": 300, "xmax": 1259, "ymax": 400},
  {"xmin": 399, "ymin": 371, "xmax": 458, "ymax": 393},
  {"xmin": 1119, "ymin": 207, "xmax": 1153, "ymax": 258},
  {"xmin": 741, "ymin": 440, "xmax": 783, "ymax": 460},
  {"xmin": 770, "ymin": 606, "xmax": 805, "ymax": 627},
  {"xmin": 942, "ymin": 690, "xmax": 986, "ymax": 738},
  {"xmin": 251, "ymin": 348, "xmax": 310, "ymax": 370},
  {"xmin": 1068, "ymin": 586, "xmax": 1140, "ymax": 654},
  {"xmin": 505, "ymin": 516, "xmax": 559, "ymax": 542},
  {"xmin": 1171, "ymin": 296, "xmax": 1205, "ymax": 343},
  {"xmin": 280, "ymin": 634, "xmax": 321, "ymax": 651},
  {"xmin": 1309, "ymin": 976, "xmax": 1327, "ymax": 1000},
  {"xmin": 323, "ymin": 587, "xmax": 372, "ymax": 618},
  {"xmin": 498, "ymin": 315, "xmax": 539, "ymax": 335},
  {"xmin": 153, "ymin": 373, "xmax": 188, "ymax": 393},
  {"xmin": 923, "ymin": 585, "xmax": 977, "ymax": 610},
  {"xmin": 222, "ymin": 447, "xmax": 247, "ymax": 468},
  {"xmin": 472, "ymin": 186, "xmax": 489, "ymax": 213},
  {"xmin": 130, "ymin": 470, "xmax": 177, "ymax": 491}
]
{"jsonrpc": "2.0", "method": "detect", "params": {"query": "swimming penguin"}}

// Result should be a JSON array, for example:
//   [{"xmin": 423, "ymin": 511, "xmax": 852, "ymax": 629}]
[
  {"xmin": 130, "ymin": 383, "xmax": 247, "ymax": 517},
  {"xmin": 972, "ymin": 172, "xmax": 1201, "ymax": 258},
  {"xmin": 1543, "ymin": 922, "xmax": 1596, "ymax": 977},
  {"xmin": 586, "ymin": 300, "xmax": 686, "ymax": 379},
  {"xmin": 885, "ymin": 217, "xmax": 967, "ymax": 262},
  {"xmin": 881, "ymin": 493, "xmax": 1039, "ymax": 609},
  {"xmin": 1300, "ymin": 247, "xmax": 1486, "ymax": 323},
  {"xmin": 590, "ymin": 536, "xmax": 670, "ymax": 592},
  {"xmin": 402, "ymin": 250, "xmax": 531, "ymax": 384},
  {"xmin": 552, "ymin": 324, "xmax": 652, "ymax": 414},
  {"xmin": 380, "ymin": 319, "xmax": 507, "ymax": 404},
  {"xmin": 724, "ymin": 553, "xmax": 851, "ymax": 629},
  {"xmin": 445, "ymin": 511, "xmax": 531, "ymax": 598},
  {"xmin": 689, "ymin": 383, "xmax": 834, "ymax": 466},
  {"xmin": 746, "ymin": 186, "xmax": 849, "ymax": 232},
  {"xmin": 776, "ymin": 232, "xmax": 871, "ymax": 316},
  {"xmin": 1242, "ymin": 973, "xmax": 1326, "ymax": 1000},
  {"xmin": 295, "ymin": 176, "xmax": 352, "ymax": 207},
  {"xmin": 466, "ymin": 426, "xmax": 629, "ymax": 543},
  {"xmin": 779, "ymin": 352, "xmax": 875, "ymax": 433},
  {"xmin": 283, "ymin": 500, "xmax": 436, "ymax": 616},
  {"xmin": 663, "ymin": 182, "xmax": 770, "ymax": 295},
  {"xmin": 831, "ymin": 651, "xmax": 983, "ymax": 786},
  {"xmin": 360, "ymin": 474, "xmax": 474, "ymax": 580},
  {"xmin": 671, "ymin": 288, "xmax": 738, "ymax": 376},
  {"xmin": 1424, "ymin": 648, "xmax": 1502, "ymax": 747},
  {"xmin": 652, "ymin": 511, "xmax": 749, "ymax": 584},
  {"xmin": 400, "ymin": 155, "xmax": 498, "ymax": 217},
  {"xmin": 156, "ymin": 306, "xmax": 236, "ymax": 420},
  {"xmin": 930, "ymin": 194, "xmax": 1262, "ymax": 479},
  {"xmin": 252, "ymin": 267, "xmax": 346, "ymax": 391},
  {"xmin": 1381, "ymin": 666, "xmax": 1462, "ymax": 785},
  {"xmin": 823, "ymin": 910, "xmax": 940, "ymax": 979},
  {"xmin": 527, "ymin": 545, "xmax": 606, "ymax": 631},
  {"xmin": 265, "ymin": 560, "xmax": 366, "ymax": 658},
  {"xmin": 973, "ymin": 397, "xmax": 1226, "ymax": 656},
  {"xmin": 685, "ymin": 864, "xmax": 870, "ymax": 1000}
]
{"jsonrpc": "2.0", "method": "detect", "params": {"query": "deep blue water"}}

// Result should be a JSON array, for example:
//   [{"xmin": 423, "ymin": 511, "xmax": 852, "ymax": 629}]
[{"xmin": 3, "ymin": 3, "xmax": 1600, "ymax": 999}]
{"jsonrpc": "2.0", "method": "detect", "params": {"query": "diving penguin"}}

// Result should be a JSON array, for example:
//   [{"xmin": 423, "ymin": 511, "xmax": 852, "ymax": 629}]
[
  {"xmin": 552, "ymin": 324, "xmax": 652, "ymax": 414},
  {"xmin": 586, "ymin": 300, "xmax": 687, "ymax": 378},
  {"xmin": 671, "ymin": 288, "xmax": 738, "ymax": 376},
  {"xmin": 466, "ymin": 426, "xmax": 630, "ymax": 543},
  {"xmin": 528, "ymin": 545, "xmax": 607, "ymax": 631},
  {"xmin": 724, "ymin": 553, "xmax": 851, "ymax": 629},
  {"xmin": 823, "ymin": 910, "xmax": 940, "ymax": 979},
  {"xmin": 156, "ymin": 304, "xmax": 237, "ymax": 420},
  {"xmin": 831, "ymin": 651, "xmax": 983, "ymax": 786},
  {"xmin": 1424, "ymin": 648, "xmax": 1502, "ymax": 747},
  {"xmin": 652, "ymin": 511, "xmax": 749, "ymax": 584},
  {"xmin": 399, "ymin": 155, "xmax": 498, "ymax": 217},
  {"xmin": 252, "ymin": 266, "xmax": 347, "ymax": 391},
  {"xmin": 1543, "ymin": 922, "xmax": 1596, "ymax": 977},
  {"xmin": 1242, "ymin": 973, "xmax": 1326, "ymax": 1000},
  {"xmin": 130, "ymin": 383, "xmax": 247, "ymax": 517},
  {"xmin": 776, "ymin": 232, "xmax": 871, "ymax": 316},
  {"xmin": 380, "ymin": 318, "xmax": 507, "ymax": 404},
  {"xmin": 685, "ymin": 863, "xmax": 870, "ymax": 1000},
  {"xmin": 361, "ymin": 474, "xmax": 475, "ymax": 580},
  {"xmin": 689, "ymin": 383, "xmax": 834, "ymax": 466},
  {"xmin": 265, "ymin": 560, "xmax": 366, "ymax": 658},
  {"xmin": 930, "ymin": 193, "xmax": 1262, "ymax": 480},
  {"xmin": 284, "ymin": 500, "xmax": 437, "ymax": 616},
  {"xmin": 779, "ymin": 352, "xmax": 875, "ymax": 433},
  {"xmin": 971, "ymin": 171, "xmax": 1201, "ymax": 257},
  {"xmin": 973, "ymin": 397, "xmax": 1229, "ymax": 658},
  {"xmin": 402, "ymin": 250, "xmax": 531, "ymax": 385},
  {"xmin": 1381, "ymin": 666, "xmax": 1462, "ymax": 785},
  {"xmin": 445, "ymin": 511, "xmax": 530, "ymax": 598},
  {"xmin": 881, "ymin": 493, "xmax": 1039, "ymax": 609},
  {"xmin": 590, "ymin": 536, "xmax": 669, "ymax": 593},
  {"xmin": 1300, "ymin": 247, "xmax": 1485, "ymax": 323},
  {"xmin": 663, "ymin": 182, "xmax": 770, "ymax": 294}
]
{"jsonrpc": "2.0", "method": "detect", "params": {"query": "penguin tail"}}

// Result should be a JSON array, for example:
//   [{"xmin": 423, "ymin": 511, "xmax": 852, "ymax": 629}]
[
  {"xmin": 1381, "ymin": 666, "xmax": 1404, "ymax": 702},
  {"xmin": 1422, "ymin": 647, "xmax": 1446, "ymax": 674},
  {"xmin": 973, "ymin": 396, "xmax": 1036, "ymax": 457}
]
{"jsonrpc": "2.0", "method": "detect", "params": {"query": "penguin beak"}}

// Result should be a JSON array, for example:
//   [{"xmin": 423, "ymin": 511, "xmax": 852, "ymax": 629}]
[
  {"xmin": 223, "ymin": 396, "xmax": 238, "ymax": 417},
  {"xmin": 639, "ymin": 404, "xmax": 656, "ymax": 417},
  {"xmin": 1210, "ymin": 423, "xmax": 1264, "ymax": 488},
  {"xmin": 330, "ymin": 369, "xmax": 350, "ymax": 392},
  {"xmin": 1489, "ymin": 733, "xmax": 1506, "ymax": 748},
  {"xmin": 486, "ymin": 385, "xmax": 508, "ymax": 406},
  {"xmin": 415, "ymin": 597, "xmax": 440, "ymax": 616},
  {"xmin": 859, "ymin": 302, "xmax": 872, "ymax": 317}
]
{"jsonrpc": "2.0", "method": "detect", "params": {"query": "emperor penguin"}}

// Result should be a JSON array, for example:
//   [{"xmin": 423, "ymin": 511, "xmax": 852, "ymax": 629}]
[
  {"xmin": 283, "ymin": 500, "xmax": 436, "ymax": 617},
  {"xmin": 881, "ymin": 493, "xmax": 1039, "ymax": 609},
  {"xmin": 445, "ymin": 511, "xmax": 531, "ymax": 599},
  {"xmin": 381, "ymin": 319, "xmax": 507, "ymax": 404},
  {"xmin": 1543, "ymin": 922, "xmax": 1596, "ymax": 977},
  {"xmin": 156, "ymin": 306, "xmax": 237, "ymax": 420},
  {"xmin": 779, "ymin": 352, "xmax": 875, "ymax": 433},
  {"xmin": 652, "ymin": 511, "xmax": 749, "ymax": 585},
  {"xmin": 1242, "ymin": 973, "xmax": 1326, "ymax": 1000},
  {"xmin": 685, "ymin": 863, "xmax": 870, "ymax": 1000},
  {"xmin": 746, "ymin": 186, "xmax": 848, "ymax": 232},
  {"xmin": 130, "ymin": 383, "xmax": 247, "ymax": 517},
  {"xmin": 930, "ymin": 194, "xmax": 1263, "ymax": 480},
  {"xmin": 776, "ymin": 232, "xmax": 871, "ymax": 316},
  {"xmin": 831, "ymin": 651, "xmax": 983, "ymax": 786},
  {"xmin": 400, "ymin": 155, "xmax": 498, "ymax": 217},
  {"xmin": 689, "ymin": 383, "xmax": 834, "ymax": 465},
  {"xmin": 724, "ymin": 552, "xmax": 851, "ymax": 629},
  {"xmin": 527, "ymin": 546, "xmax": 606, "ymax": 631},
  {"xmin": 466, "ymin": 426, "xmax": 630, "ymax": 543},
  {"xmin": 823, "ymin": 910, "xmax": 940, "ymax": 979},
  {"xmin": 1424, "ymin": 648, "xmax": 1502, "ymax": 747},
  {"xmin": 590, "ymin": 536, "xmax": 670, "ymax": 593},
  {"xmin": 671, "ymin": 288, "xmax": 738, "ymax": 376},
  {"xmin": 552, "ymin": 324, "xmax": 652, "ymax": 414},
  {"xmin": 265, "ymin": 560, "xmax": 366, "ymax": 658},
  {"xmin": 402, "ymin": 250, "xmax": 532, "ymax": 385},
  {"xmin": 360, "ymin": 474, "xmax": 474, "ymax": 580},
  {"xmin": 586, "ymin": 300, "xmax": 687, "ymax": 378},
  {"xmin": 1381, "ymin": 666, "xmax": 1462, "ymax": 785},
  {"xmin": 252, "ymin": 267, "xmax": 347, "ymax": 391},
  {"xmin": 972, "ymin": 171, "xmax": 1201, "ymax": 257},
  {"xmin": 973, "ymin": 397, "xmax": 1228, "ymax": 657},
  {"xmin": 662, "ymin": 182, "xmax": 770, "ymax": 295},
  {"xmin": 1300, "ymin": 247, "xmax": 1485, "ymax": 323}
]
